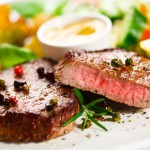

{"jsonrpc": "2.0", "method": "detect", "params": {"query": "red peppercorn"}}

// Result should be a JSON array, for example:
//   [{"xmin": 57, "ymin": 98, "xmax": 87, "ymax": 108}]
[
  {"xmin": 9, "ymin": 96, "xmax": 18, "ymax": 106},
  {"xmin": 14, "ymin": 66, "xmax": 23, "ymax": 77}
]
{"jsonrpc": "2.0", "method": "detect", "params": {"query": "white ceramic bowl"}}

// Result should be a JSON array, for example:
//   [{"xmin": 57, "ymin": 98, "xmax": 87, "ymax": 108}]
[{"xmin": 37, "ymin": 13, "xmax": 112, "ymax": 61}]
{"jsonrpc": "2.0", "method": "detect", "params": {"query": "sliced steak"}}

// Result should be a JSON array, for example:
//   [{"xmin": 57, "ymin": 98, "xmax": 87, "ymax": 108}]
[
  {"xmin": 55, "ymin": 49, "xmax": 150, "ymax": 108},
  {"xmin": 0, "ymin": 59, "xmax": 79, "ymax": 142}
]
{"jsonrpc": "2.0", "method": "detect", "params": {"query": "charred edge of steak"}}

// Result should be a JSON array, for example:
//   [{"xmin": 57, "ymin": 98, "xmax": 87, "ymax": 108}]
[
  {"xmin": 54, "ymin": 48, "xmax": 134, "ymax": 68},
  {"xmin": 69, "ymin": 48, "xmax": 129, "ymax": 55},
  {"xmin": 0, "ymin": 96, "xmax": 78, "ymax": 142}
]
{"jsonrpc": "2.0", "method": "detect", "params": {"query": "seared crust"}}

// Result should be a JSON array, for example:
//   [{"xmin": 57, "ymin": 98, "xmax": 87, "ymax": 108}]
[
  {"xmin": 0, "ymin": 59, "xmax": 79, "ymax": 142},
  {"xmin": 55, "ymin": 49, "xmax": 148, "ymax": 87}
]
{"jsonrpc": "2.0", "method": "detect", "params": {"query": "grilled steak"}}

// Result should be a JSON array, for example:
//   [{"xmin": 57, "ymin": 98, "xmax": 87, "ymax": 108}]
[
  {"xmin": 0, "ymin": 59, "xmax": 79, "ymax": 142},
  {"xmin": 55, "ymin": 49, "xmax": 150, "ymax": 108}
]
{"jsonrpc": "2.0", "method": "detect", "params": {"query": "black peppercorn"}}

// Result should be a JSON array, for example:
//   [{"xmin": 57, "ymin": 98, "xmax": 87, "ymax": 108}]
[
  {"xmin": 0, "ymin": 94, "xmax": 11, "ymax": 106},
  {"xmin": 37, "ymin": 67, "xmax": 55, "ymax": 83},
  {"xmin": 142, "ymin": 66, "xmax": 149, "ymax": 71},
  {"xmin": 45, "ymin": 104, "xmax": 53, "ymax": 111},
  {"xmin": 45, "ymin": 72, "xmax": 55, "ymax": 83},
  {"xmin": 14, "ymin": 80, "xmax": 29, "ymax": 94},
  {"xmin": 2, "ymin": 98, "xmax": 11, "ymax": 106},
  {"xmin": 14, "ymin": 81, "xmax": 27, "ymax": 91},
  {"xmin": 0, "ymin": 94, "xmax": 4, "ymax": 104},
  {"xmin": 37, "ymin": 67, "xmax": 45, "ymax": 78},
  {"xmin": 45, "ymin": 99, "xmax": 58, "ymax": 111}
]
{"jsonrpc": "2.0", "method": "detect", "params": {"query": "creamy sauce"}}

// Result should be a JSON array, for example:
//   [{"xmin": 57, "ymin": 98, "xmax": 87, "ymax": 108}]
[{"xmin": 44, "ymin": 19, "xmax": 106, "ymax": 46}]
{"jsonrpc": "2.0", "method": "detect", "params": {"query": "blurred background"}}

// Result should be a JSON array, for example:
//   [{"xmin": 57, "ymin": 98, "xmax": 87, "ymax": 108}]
[{"xmin": 0, "ymin": 0, "xmax": 150, "ymax": 70}]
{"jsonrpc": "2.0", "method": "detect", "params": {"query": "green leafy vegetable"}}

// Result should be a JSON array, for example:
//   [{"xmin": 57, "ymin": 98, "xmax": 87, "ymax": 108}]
[
  {"xmin": 44, "ymin": 0, "xmax": 68, "ymax": 16},
  {"xmin": 52, "ymin": 0, "xmax": 68, "ymax": 16},
  {"xmin": 0, "ymin": 44, "xmax": 36, "ymax": 69},
  {"xmin": 85, "ymin": 98, "xmax": 105, "ymax": 109},
  {"xmin": 87, "ymin": 112, "xmax": 108, "ymax": 131},
  {"xmin": 90, "ymin": 106, "xmax": 114, "ymax": 116},
  {"xmin": 73, "ymin": 88, "xmax": 84, "ymax": 105},
  {"xmin": 62, "ymin": 110, "xmax": 84, "ymax": 127},
  {"xmin": 82, "ymin": 114, "xmax": 89, "ymax": 130},
  {"xmin": 99, "ymin": 0, "xmax": 138, "ymax": 20},
  {"xmin": 117, "ymin": 8, "xmax": 147, "ymax": 50},
  {"xmin": 11, "ymin": 0, "xmax": 44, "ymax": 18},
  {"xmin": 62, "ymin": 89, "xmax": 118, "ymax": 131}
]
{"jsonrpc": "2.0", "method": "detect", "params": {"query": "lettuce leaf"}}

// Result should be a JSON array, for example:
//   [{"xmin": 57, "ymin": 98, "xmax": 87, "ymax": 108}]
[
  {"xmin": 0, "ymin": 44, "xmax": 37, "ymax": 69},
  {"xmin": 11, "ymin": 0, "xmax": 44, "ymax": 18}
]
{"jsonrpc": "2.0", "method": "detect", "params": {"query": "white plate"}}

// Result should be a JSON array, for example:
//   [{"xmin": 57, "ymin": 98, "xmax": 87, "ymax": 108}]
[
  {"xmin": 0, "ymin": 0, "xmax": 150, "ymax": 150},
  {"xmin": 0, "ymin": 102, "xmax": 150, "ymax": 150}
]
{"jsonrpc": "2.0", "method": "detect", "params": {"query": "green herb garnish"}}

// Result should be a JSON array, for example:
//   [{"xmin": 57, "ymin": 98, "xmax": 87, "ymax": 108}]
[
  {"xmin": 111, "ymin": 58, "xmax": 123, "ymax": 68},
  {"xmin": 125, "ymin": 58, "xmax": 133, "ymax": 66},
  {"xmin": 82, "ymin": 114, "xmax": 91, "ymax": 130},
  {"xmin": 62, "ymin": 89, "xmax": 119, "ymax": 131}
]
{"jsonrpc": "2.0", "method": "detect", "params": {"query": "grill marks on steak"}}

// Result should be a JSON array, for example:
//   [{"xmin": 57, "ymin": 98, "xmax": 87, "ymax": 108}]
[
  {"xmin": 55, "ymin": 49, "xmax": 150, "ymax": 108},
  {"xmin": 0, "ymin": 59, "xmax": 79, "ymax": 142}
]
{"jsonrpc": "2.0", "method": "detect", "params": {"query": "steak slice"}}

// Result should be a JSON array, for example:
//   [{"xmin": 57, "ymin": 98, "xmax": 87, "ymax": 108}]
[
  {"xmin": 0, "ymin": 59, "xmax": 79, "ymax": 142},
  {"xmin": 55, "ymin": 49, "xmax": 150, "ymax": 108}
]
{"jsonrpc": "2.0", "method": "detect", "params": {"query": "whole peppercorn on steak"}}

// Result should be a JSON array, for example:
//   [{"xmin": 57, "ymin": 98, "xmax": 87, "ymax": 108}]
[{"xmin": 0, "ymin": 59, "xmax": 79, "ymax": 142}]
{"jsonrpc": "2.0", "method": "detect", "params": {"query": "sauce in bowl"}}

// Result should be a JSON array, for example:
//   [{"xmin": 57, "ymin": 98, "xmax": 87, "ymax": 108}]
[
  {"xmin": 44, "ymin": 19, "xmax": 106, "ymax": 46},
  {"xmin": 37, "ymin": 13, "xmax": 112, "ymax": 60}
]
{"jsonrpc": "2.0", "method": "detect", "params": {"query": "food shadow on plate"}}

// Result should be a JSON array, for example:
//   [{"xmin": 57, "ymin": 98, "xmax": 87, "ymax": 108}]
[{"xmin": 81, "ymin": 91, "xmax": 141, "ymax": 114}]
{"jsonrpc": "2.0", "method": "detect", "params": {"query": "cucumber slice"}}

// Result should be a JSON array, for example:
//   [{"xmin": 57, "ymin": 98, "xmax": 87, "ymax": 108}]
[
  {"xmin": 117, "ymin": 8, "xmax": 147, "ymax": 51},
  {"xmin": 99, "ymin": 0, "xmax": 140, "ymax": 20}
]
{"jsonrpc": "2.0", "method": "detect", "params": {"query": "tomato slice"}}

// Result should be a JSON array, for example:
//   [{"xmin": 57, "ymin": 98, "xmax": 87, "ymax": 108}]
[{"xmin": 141, "ymin": 28, "xmax": 150, "ymax": 40}]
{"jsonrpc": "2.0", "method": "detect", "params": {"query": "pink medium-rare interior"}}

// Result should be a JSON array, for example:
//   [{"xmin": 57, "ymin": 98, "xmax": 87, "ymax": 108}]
[{"xmin": 58, "ymin": 61, "xmax": 150, "ymax": 108}]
